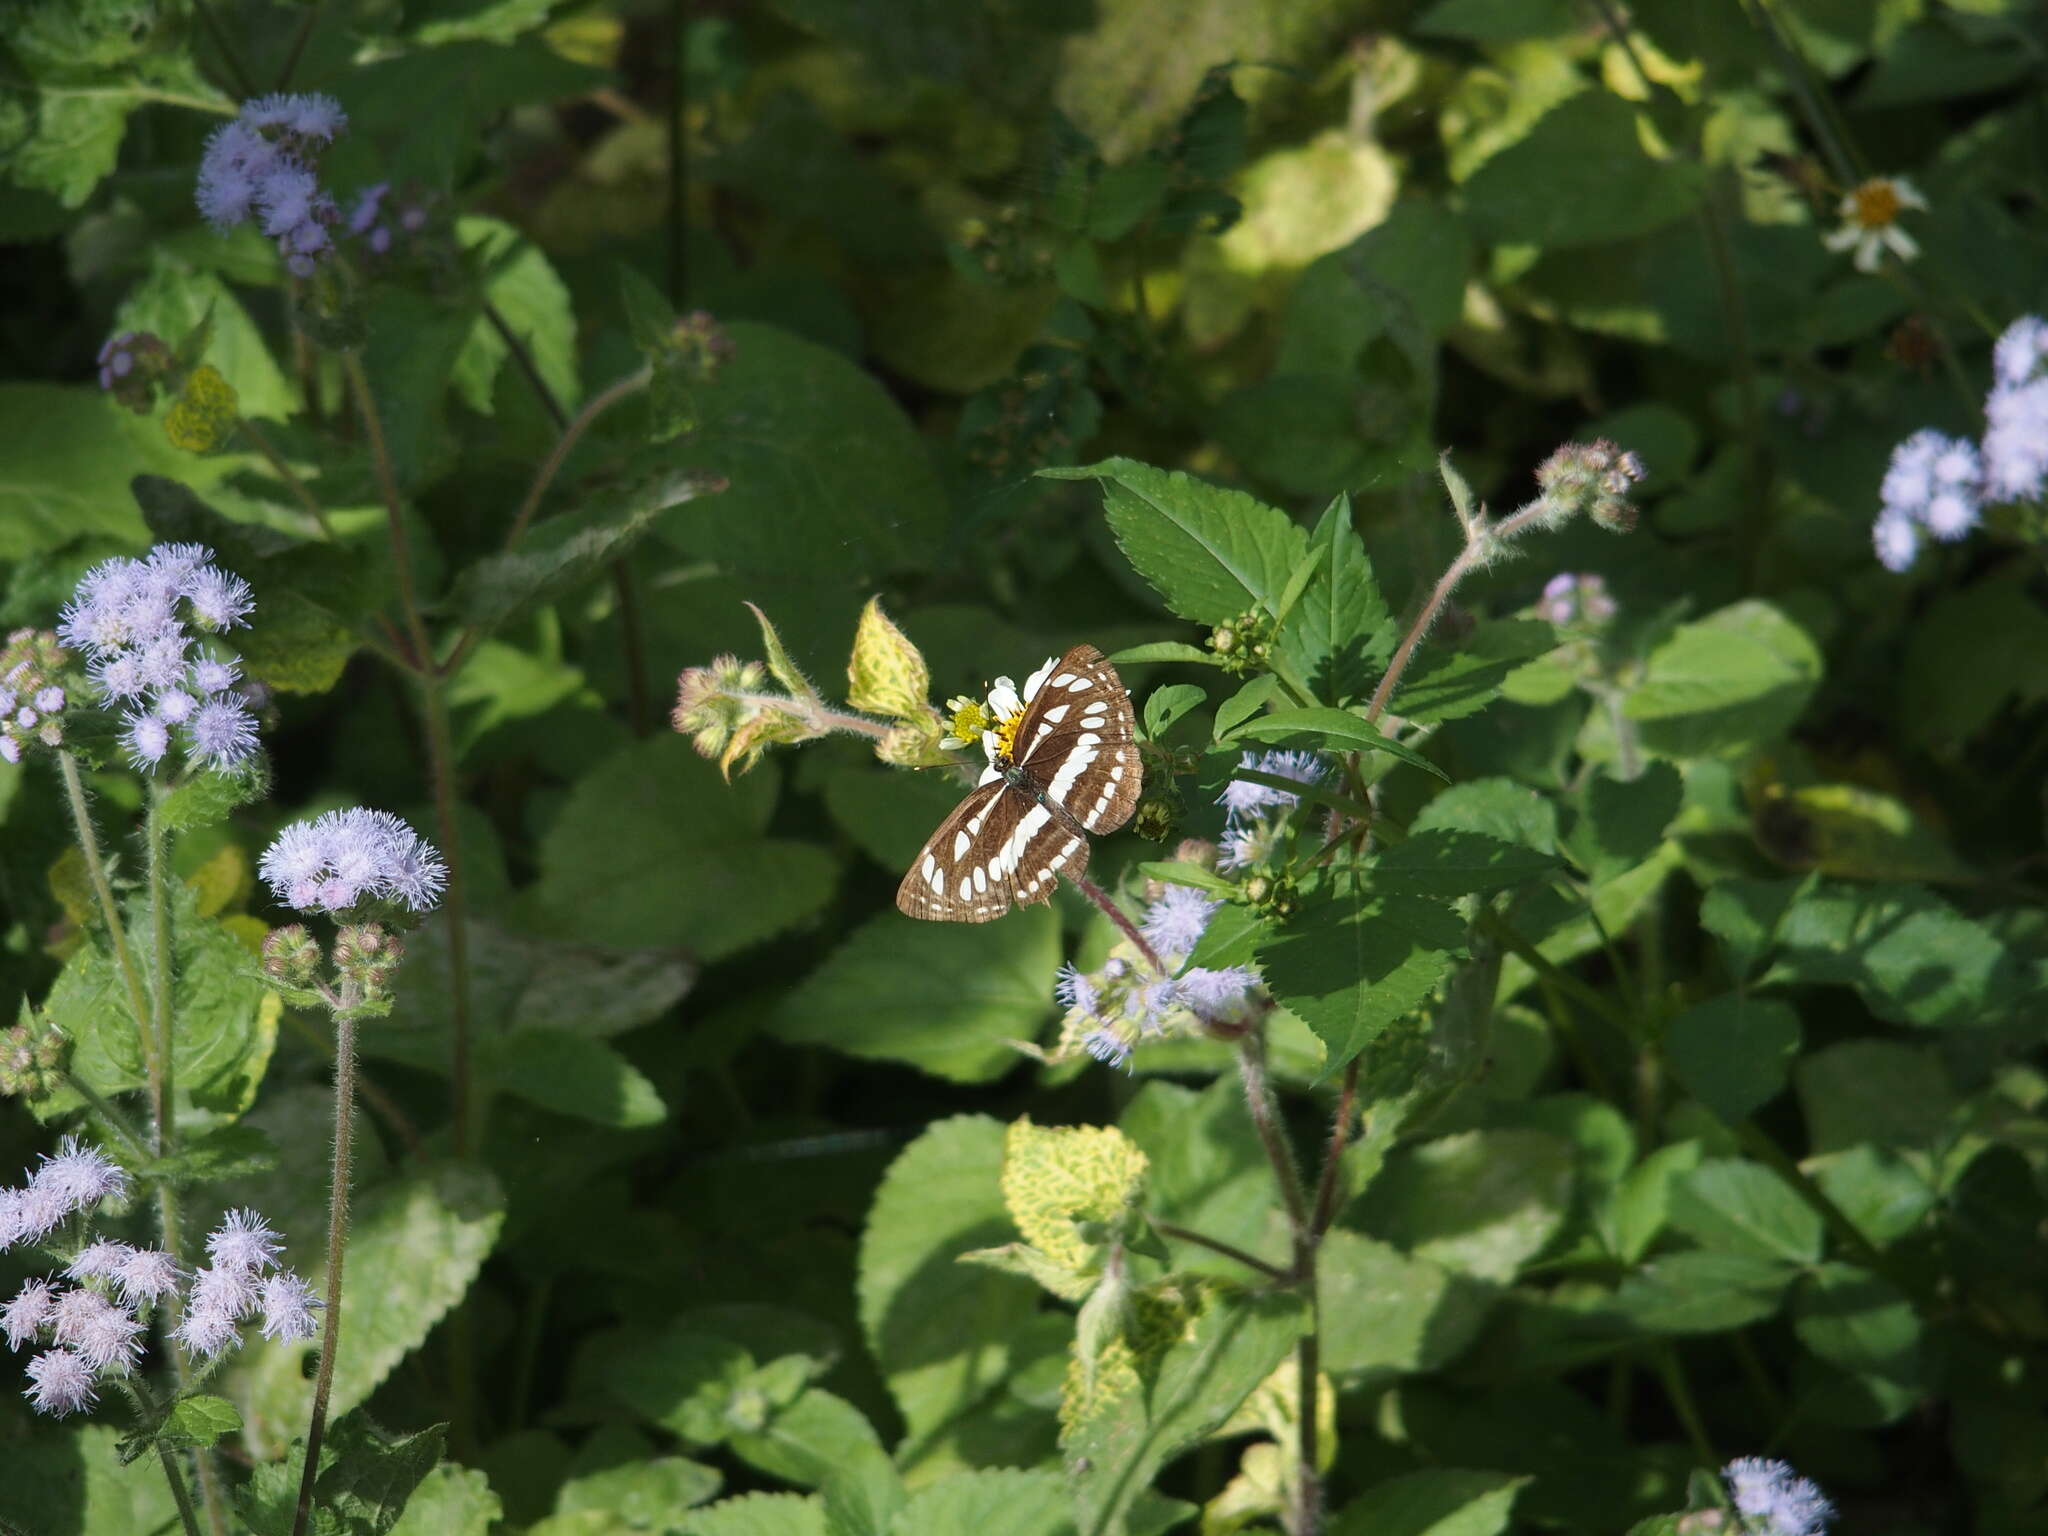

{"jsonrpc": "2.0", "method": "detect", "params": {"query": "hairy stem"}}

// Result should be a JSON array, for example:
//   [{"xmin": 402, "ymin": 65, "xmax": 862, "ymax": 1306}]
[
  {"xmin": 120, "ymin": 1378, "xmax": 204, "ymax": 1536},
  {"xmin": 237, "ymin": 418, "xmax": 335, "ymax": 539},
  {"xmin": 1068, "ymin": 872, "xmax": 1166, "ymax": 975},
  {"xmin": 419, "ymin": 678, "xmax": 474, "ymax": 1156},
  {"xmin": 482, "ymin": 300, "xmax": 569, "ymax": 429},
  {"xmin": 145, "ymin": 784, "xmax": 175, "ymax": 1155},
  {"xmin": 290, "ymin": 1008, "xmax": 358, "ymax": 1536},
  {"xmin": 504, "ymin": 367, "xmax": 651, "ymax": 550},
  {"xmin": 1148, "ymin": 1218, "xmax": 1289, "ymax": 1282},
  {"xmin": 1308, "ymin": 1060, "xmax": 1359, "ymax": 1238},
  {"xmin": 57, "ymin": 752, "xmax": 159, "ymax": 1096},
  {"xmin": 340, "ymin": 350, "xmax": 433, "ymax": 671},
  {"xmin": 1364, "ymin": 495, "xmax": 1556, "ymax": 727}
]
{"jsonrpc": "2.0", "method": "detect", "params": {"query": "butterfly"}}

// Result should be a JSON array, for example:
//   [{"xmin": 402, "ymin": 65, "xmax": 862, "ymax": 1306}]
[{"xmin": 897, "ymin": 643, "xmax": 1143, "ymax": 922}]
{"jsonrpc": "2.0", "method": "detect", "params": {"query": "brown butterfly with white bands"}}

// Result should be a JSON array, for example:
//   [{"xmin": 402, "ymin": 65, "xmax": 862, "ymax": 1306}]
[{"xmin": 897, "ymin": 644, "xmax": 1142, "ymax": 923}]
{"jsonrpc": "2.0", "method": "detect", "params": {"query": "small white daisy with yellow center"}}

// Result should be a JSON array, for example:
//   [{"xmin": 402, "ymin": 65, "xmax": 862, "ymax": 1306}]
[{"xmin": 1823, "ymin": 175, "xmax": 1926, "ymax": 273}]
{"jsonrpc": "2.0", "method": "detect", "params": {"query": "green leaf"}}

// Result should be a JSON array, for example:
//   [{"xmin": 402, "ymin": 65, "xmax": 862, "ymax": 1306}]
[
  {"xmin": 1462, "ymin": 92, "xmax": 1706, "ymax": 248},
  {"xmin": 1762, "ymin": 882, "xmax": 2027, "ymax": 1028},
  {"xmin": 1372, "ymin": 829, "xmax": 1557, "ymax": 898},
  {"xmin": 1330, "ymin": 1469, "xmax": 1529, "ymax": 1536},
  {"xmin": 452, "ymin": 216, "xmax": 580, "ymax": 416},
  {"xmin": 1106, "ymin": 641, "xmax": 1221, "ymax": 667},
  {"xmin": 1258, "ymin": 887, "xmax": 1466, "ymax": 1070},
  {"xmin": 1664, "ymin": 995, "xmax": 1801, "ymax": 1125},
  {"xmin": 1318, "ymin": 1230, "xmax": 1495, "ymax": 1386},
  {"xmin": 0, "ymin": 385, "xmax": 223, "ymax": 558},
  {"xmin": 480, "ymin": 1028, "xmax": 667, "ymax": 1128},
  {"xmin": 528, "ymin": 737, "xmax": 838, "ymax": 959},
  {"xmin": 1610, "ymin": 1141, "xmax": 1705, "ymax": 1265},
  {"xmin": 1043, "ymin": 457, "xmax": 1307, "ymax": 624},
  {"xmin": 1415, "ymin": 0, "xmax": 1583, "ymax": 38},
  {"xmin": 389, "ymin": 1464, "xmax": 503, "ymax": 1536},
  {"xmin": 857, "ymin": 1117, "xmax": 1041, "ymax": 1461},
  {"xmin": 117, "ymin": 255, "xmax": 295, "ymax": 421},
  {"xmin": 450, "ymin": 467, "xmax": 713, "ymax": 635},
  {"xmin": 46, "ymin": 883, "xmax": 276, "ymax": 1133},
  {"xmin": 1411, "ymin": 777, "xmax": 1558, "ymax": 852},
  {"xmin": 1358, "ymin": 1128, "xmax": 1574, "ymax": 1283},
  {"xmin": 1389, "ymin": 619, "xmax": 1560, "ymax": 725},
  {"xmin": 1623, "ymin": 600, "xmax": 1822, "ymax": 758},
  {"xmin": 1668, "ymin": 1159, "xmax": 1823, "ymax": 1264},
  {"xmin": 1563, "ymin": 762, "xmax": 1681, "ymax": 880},
  {"xmin": 237, "ymin": 1415, "xmax": 449, "ymax": 1536},
  {"xmin": 0, "ymin": 1425, "xmax": 180, "ymax": 1533},
  {"xmin": 1277, "ymin": 201, "xmax": 1472, "ymax": 377},
  {"xmin": 362, "ymin": 285, "xmax": 477, "ymax": 493},
  {"xmin": 1698, "ymin": 876, "xmax": 1804, "ymax": 981},
  {"xmin": 891, "ymin": 1468, "xmax": 1074, "ymax": 1536},
  {"xmin": 138, "ymin": 1123, "xmax": 280, "ymax": 1187},
  {"xmin": 1066, "ymin": 1285, "xmax": 1308, "ymax": 1536},
  {"xmin": 680, "ymin": 1493, "xmax": 826, "ymax": 1536},
  {"xmin": 1792, "ymin": 1263, "xmax": 1920, "ymax": 1382},
  {"xmin": 158, "ymin": 1394, "xmax": 241, "ymax": 1453},
  {"xmin": 606, "ymin": 1325, "xmax": 756, "ymax": 1443},
  {"xmin": 1901, "ymin": 567, "xmax": 2048, "ymax": 746},
  {"xmin": 1273, "ymin": 495, "xmax": 1397, "ymax": 708},
  {"xmin": 559, "ymin": 1453, "xmax": 722, "ymax": 1521},
  {"xmin": 1605, "ymin": 1250, "xmax": 1800, "ymax": 1334},
  {"xmin": 1228, "ymin": 705, "xmax": 1448, "ymax": 781},
  {"xmin": 822, "ymin": 1443, "xmax": 904, "ymax": 1536},
  {"xmin": 1121, "ymin": 1078, "xmax": 1282, "ymax": 1278},
  {"xmin": 730, "ymin": 1389, "xmax": 885, "ymax": 1490},
  {"xmin": 1806, "ymin": 1146, "xmax": 1937, "ymax": 1249},
  {"xmin": 230, "ymin": 1165, "xmax": 505, "ymax": 1457},
  {"xmin": 656, "ymin": 322, "xmax": 948, "ymax": 582},
  {"xmin": 1795, "ymin": 1040, "xmax": 1955, "ymax": 1154},
  {"xmin": 769, "ymin": 907, "xmax": 1057, "ymax": 1084},
  {"xmin": 1143, "ymin": 683, "xmax": 1207, "ymax": 739}
]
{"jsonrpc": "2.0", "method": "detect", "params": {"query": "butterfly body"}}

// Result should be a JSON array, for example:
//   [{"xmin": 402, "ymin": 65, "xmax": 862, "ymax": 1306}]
[{"xmin": 897, "ymin": 644, "xmax": 1142, "ymax": 922}]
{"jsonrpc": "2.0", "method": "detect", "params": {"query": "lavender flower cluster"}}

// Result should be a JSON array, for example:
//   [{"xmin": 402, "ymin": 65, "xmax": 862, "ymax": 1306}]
[
  {"xmin": 1723, "ymin": 1456, "xmax": 1834, "ymax": 1536},
  {"xmin": 1874, "ymin": 314, "xmax": 2048, "ymax": 571},
  {"xmin": 0, "ymin": 629, "xmax": 72, "ymax": 765},
  {"xmin": 1, "ymin": 1141, "xmax": 316, "ymax": 1417},
  {"xmin": 259, "ymin": 807, "xmax": 447, "ymax": 914},
  {"xmin": 1057, "ymin": 881, "xmax": 1264, "ymax": 1070},
  {"xmin": 58, "ymin": 542, "xmax": 258, "ymax": 773},
  {"xmin": 1535, "ymin": 572, "xmax": 1617, "ymax": 628},
  {"xmin": 1218, "ymin": 749, "xmax": 1323, "ymax": 872},
  {"xmin": 195, "ymin": 93, "xmax": 348, "ymax": 277}
]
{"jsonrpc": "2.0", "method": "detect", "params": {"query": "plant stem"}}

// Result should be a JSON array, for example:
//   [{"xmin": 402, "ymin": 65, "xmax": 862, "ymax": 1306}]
[
  {"xmin": 503, "ymin": 367, "xmax": 651, "ymax": 551},
  {"xmin": 57, "ymin": 751, "xmax": 158, "ymax": 1093},
  {"xmin": 145, "ymin": 784, "xmax": 175, "ymax": 1155},
  {"xmin": 1068, "ymin": 872, "xmax": 1166, "ymax": 975},
  {"xmin": 60, "ymin": 1073, "xmax": 152, "ymax": 1162},
  {"xmin": 290, "ymin": 1008, "xmax": 359, "ymax": 1536},
  {"xmin": 1308, "ymin": 1060, "xmax": 1359, "ymax": 1238},
  {"xmin": 237, "ymin": 418, "xmax": 336, "ymax": 539},
  {"xmin": 418, "ymin": 678, "xmax": 474, "ymax": 1157},
  {"xmin": 280, "ymin": 1013, "xmax": 422, "ymax": 1155},
  {"xmin": 340, "ymin": 350, "xmax": 434, "ymax": 671},
  {"xmin": 1364, "ymin": 495, "xmax": 1557, "ymax": 727},
  {"xmin": 272, "ymin": 0, "xmax": 322, "ymax": 90},
  {"xmin": 187, "ymin": 0, "xmax": 256, "ymax": 98},
  {"xmin": 482, "ymin": 300, "xmax": 569, "ymax": 429},
  {"xmin": 1654, "ymin": 1344, "xmax": 1718, "ymax": 1465},
  {"xmin": 1148, "ymin": 1218, "xmax": 1289, "ymax": 1281},
  {"xmin": 119, "ymin": 1379, "xmax": 205, "ymax": 1536}
]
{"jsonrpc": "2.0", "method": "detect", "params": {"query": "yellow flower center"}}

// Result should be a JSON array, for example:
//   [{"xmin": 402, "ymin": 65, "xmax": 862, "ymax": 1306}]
[
  {"xmin": 1852, "ymin": 179, "xmax": 1902, "ymax": 230},
  {"xmin": 991, "ymin": 703, "xmax": 1024, "ymax": 761},
  {"xmin": 947, "ymin": 698, "xmax": 994, "ymax": 745}
]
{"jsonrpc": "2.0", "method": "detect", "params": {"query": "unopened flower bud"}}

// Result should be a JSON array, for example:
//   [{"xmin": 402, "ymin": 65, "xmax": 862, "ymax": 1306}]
[{"xmin": 260, "ymin": 924, "xmax": 321, "ymax": 988}]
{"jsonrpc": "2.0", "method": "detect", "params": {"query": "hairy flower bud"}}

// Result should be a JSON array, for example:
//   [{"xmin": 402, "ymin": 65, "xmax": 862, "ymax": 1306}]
[
  {"xmin": 260, "ymin": 924, "xmax": 322, "ymax": 989},
  {"xmin": 0, "ymin": 1016, "xmax": 70, "ymax": 1102},
  {"xmin": 1535, "ymin": 440, "xmax": 1645, "ymax": 533}
]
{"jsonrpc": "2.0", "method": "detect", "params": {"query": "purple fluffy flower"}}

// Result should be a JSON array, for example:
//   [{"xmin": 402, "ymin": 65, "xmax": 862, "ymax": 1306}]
[
  {"xmin": 2, "ymin": 1279, "xmax": 56, "ymax": 1350},
  {"xmin": 189, "ymin": 697, "xmax": 260, "ymax": 768},
  {"xmin": 1984, "ymin": 376, "xmax": 2048, "ymax": 504},
  {"xmin": 1140, "ymin": 885, "xmax": 1218, "ymax": 959},
  {"xmin": 1723, "ymin": 1457, "xmax": 1833, "ymax": 1536},
  {"xmin": 1082, "ymin": 1025, "xmax": 1133, "ymax": 1069},
  {"xmin": 1218, "ymin": 749, "xmax": 1326, "ymax": 824},
  {"xmin": 30, "ymin": 1137, "xmax": 128, "ymax": 1215},
  {"xmin": 113, "ymin": 1249, "xmax": 182, "ymax": 1307},
  {"xmin": 258, "ymin": 1272, "xmax": 321, "ymax": 1342},
  {"xmin": 206, "ymin": 1208, "xmax": 282, "ymax": 1274},
  {"xmin": 1054, "ymin": 961, "xmax": 1098, "ymax": 1018},
  {"xmin": 24, "ymin": 1346, "xmax": 96, "ymax": 1416},
  {"xmin": 259, "ymin": 808, "xmax": 447, "ymax": 915}
]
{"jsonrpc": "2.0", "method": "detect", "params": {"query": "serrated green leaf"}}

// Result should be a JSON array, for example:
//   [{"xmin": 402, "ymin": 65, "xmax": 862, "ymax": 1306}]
[
  {"xmin": 117, "ymin": 255, "xmax": 295, "ymax": 421},
  {"xmin": 1228, "ymin": 705, "xmax": 1447, "ymax": 781},
  {"xmin": 857, "ymin": 1117, "xmax": 1040, "ymax": 1465},
  {"xmin": 892, "ymin": 1467, "xmax": 1073, "ymax": 1536},
  {"xmin": 729, "ymin": 1389, "xmax": 883, "ymax": 1490},
  {"xmin": 1664, "ymin": 994, "xmax": 1801, "ymax": 1124},
  {"xmin": 1372, "ymin": 829, "xmax": 1556, "ymax": 898},
  {"xmin": 452, "ymin": 216, "xmax": 580, "ymax": 416},
  {"xmin": 388, "ymin": 1464, "xmax": 502, "ymax": 1536},
  {"xmin": 1258, "ymin": 887, "xmax": 1466, "ymax": 1071},
  {"xmin": 1330, "ymin": 1468, "xmax": 1528, "ymax": 1536},
  {"xmin": 1463, "ymin": 92, "xmax": 1706, "ymax": 248},
  {"xmin": 1359, "ymin": 1128, "xmax": 1574, "ymax": 1283},
  {"xmin": 451, "ymin": 468, "xmax": 712, "ymax": 635},
  {"xmin": 1044, "ymin": 457, "xmax": 1307, "ymax": 624},
  {"xmin": 1623, "ymin": 600, "xmax": 1822, "ymax": 758},
  {"xmin": 558, "ymin": 1454, "xmax": 722, "ymax": 1522},
  {"xmin": 1142, "ymin": 683, "xmax": 1206, "ymax": 739},
  {"xmin": 1668, "ymin": 1159, "xmax": 1823, "ymax": 1263},
  {"xmin": 1273, "ymin": 494, "xmax": 1396, "ymax": 707},
  {"xmin": 680, "ymin": 1493, "xmax": 826, "ymax": 1536},
  {"xmin": 769, "ymin": 907, "xmax": 1057, "ymax": 1084},
  {"xmin": 1389, "ymin": 619, "xmax": 1560, "ymax": 725},
  {"xmin": 480, "ymin": 1028, "xmax": 667, "ymax": 1128},
  {"xmin": 1411, "ymin": 777, "xmax": 1558, "ymax": 852},
  {"xmin": 1606, "ymin": 1250, "xmax": 1800, "ymax": 1334},
  {"xmin": 230, "ymin": 1165, "xmax": 505, "ymax": 1457},
  {"xmin": 529, "ymin": 737, "xmax": 837, "ymax": 960}
]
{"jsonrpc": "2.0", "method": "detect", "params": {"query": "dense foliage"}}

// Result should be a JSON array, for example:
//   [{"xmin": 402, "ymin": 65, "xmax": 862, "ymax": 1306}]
[{"xmin": 3, "ymin": 3, "xmax": 2047, "ymax": 1535}]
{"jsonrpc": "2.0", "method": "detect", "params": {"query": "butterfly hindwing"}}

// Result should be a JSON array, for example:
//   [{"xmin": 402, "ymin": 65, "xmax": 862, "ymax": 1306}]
[
  {"xmin": 896, "ymin": 642, "xmax": 1140, "ymax": 924},
  {"xmin": 895, "ymin": 779, "xmax": 1088, "ymax": 923}
]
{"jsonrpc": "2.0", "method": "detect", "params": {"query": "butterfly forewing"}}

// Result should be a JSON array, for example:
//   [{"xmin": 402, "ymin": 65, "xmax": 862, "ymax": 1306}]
[{"xmin": 895, "ymin": 643, "xmax": 1141, "ymax": 923}]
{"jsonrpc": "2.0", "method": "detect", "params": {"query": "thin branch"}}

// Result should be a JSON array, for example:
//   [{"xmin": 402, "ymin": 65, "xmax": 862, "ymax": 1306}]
[
  {"xmin": 503, "ymin": 367, "xmax": 650, "ymax": 550},
  {"xmin": 1308, "ymin": 1060, "xmax": 1359, "ymax": 1238},
  {"xmin": 290, "ymin": 1009, "xmax": 359, "ymax": 1536},
  {"xmin": 237, "ymin": 417, "xmax": 336, "ymax": 539},
  {"xmin": 1149, "ymin": 1218, "xmax": 1289, "ymax": 1282},
  {"xmin": 481, "ymin": 300, "xmax": 568, "ymax": 430},
  {"xmin": 57, "ymin": 751, "xmax": 159, "ymax": 1097}
]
